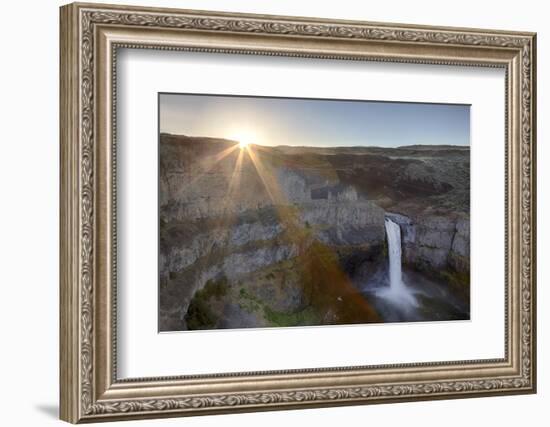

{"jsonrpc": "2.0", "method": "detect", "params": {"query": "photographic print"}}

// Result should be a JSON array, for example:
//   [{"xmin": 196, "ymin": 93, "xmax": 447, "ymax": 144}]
[
  {"xmin": 159, "ymin": 93, "xmax": 470, "ymax": 332},
  {"xmin": 60, "ymin": 6, "xmax": 536, "ymax": 419}
]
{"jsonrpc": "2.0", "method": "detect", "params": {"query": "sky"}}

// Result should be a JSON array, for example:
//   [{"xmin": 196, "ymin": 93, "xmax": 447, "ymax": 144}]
[{"xmin": 159, "ymin": 93, "xmax": 470, "ymax": 148}]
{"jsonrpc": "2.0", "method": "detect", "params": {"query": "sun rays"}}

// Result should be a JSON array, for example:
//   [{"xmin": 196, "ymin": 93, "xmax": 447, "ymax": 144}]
[
  {"xmin": 184, "ymin": 143, "xmax": 241, "ymax": 189},
  {"xmin": 235, "ymin": 143, "xmax": 379, "ymax": 322},
  {"xmin": 203, "ymin": 143, "xmax": 240, "ymax": 169},
  {"xmin": 178, "ymin": 136, "xmax": 379, "ymax": 324},
  {"xmin": 229, "ymin": 148, "xmax": 245, "ymax": 192}
]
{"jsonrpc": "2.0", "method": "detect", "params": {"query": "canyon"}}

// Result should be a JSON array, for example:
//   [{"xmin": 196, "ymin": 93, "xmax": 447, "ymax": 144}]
[{"xmin": 159, "ymin": 134, "xmax": 470, "ymax": 331}]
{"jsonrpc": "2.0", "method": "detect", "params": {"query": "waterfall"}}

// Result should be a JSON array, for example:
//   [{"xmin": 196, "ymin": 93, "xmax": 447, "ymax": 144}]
[
  {"xmin": 385, "ymin": 218, "xmax": 405, "ymax": 292},
  {"xmin": 376, "ymin": 217, "xmax": 416, "ymax": 307}
]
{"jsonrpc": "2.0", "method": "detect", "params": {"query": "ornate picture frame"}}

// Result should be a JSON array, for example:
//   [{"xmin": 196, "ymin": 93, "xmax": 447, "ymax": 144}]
[{"xmin": 60, "ymin": 2, "xmax": 536, "ymax": 423}]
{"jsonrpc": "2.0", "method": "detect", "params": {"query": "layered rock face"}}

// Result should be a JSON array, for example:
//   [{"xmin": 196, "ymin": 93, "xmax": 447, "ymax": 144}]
[
  {"xmin": 159, "ymin": 135, "xmax": 387, "ymax": 330},
  {"xmin": 387, "ymin": 213, "xmax": 470, "ymax": 275},
  {"xmin": 159, "ymin": 134, "xmax": 470, "ymax": 330}
]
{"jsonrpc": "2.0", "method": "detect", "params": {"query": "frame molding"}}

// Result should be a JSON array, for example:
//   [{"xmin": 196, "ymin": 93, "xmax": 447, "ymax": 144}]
[{"xmin": 60, "ymin": 2, "xmax": 536, "ymax": 423}]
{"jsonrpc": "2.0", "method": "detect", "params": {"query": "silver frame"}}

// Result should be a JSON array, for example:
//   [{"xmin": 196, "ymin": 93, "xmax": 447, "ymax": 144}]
[{"xmin": 60, "ymin": 2, "xmax": 536, "ymax": 423}]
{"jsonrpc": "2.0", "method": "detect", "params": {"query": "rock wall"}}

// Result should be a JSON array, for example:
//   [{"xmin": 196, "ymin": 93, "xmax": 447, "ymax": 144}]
[
  {"xmin": 386, "ymin": 212, "xmax": 470, "ymax": 274},
  {"xmin": 160, "ymin": 199, "xmax": 386, "ymax": 329},
  {"xmin": 300, "ymin": 201, "xmax": 385, "ymax": 246},
  {"xmin": 159, "ymin": 136, "xmax": 388, "ymax": 329}
]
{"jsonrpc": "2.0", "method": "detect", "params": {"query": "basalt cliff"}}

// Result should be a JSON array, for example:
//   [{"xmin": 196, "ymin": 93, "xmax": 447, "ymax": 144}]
[{"xmin": 159, "ymin": 134, "xmax": 470, "ymax": 330}]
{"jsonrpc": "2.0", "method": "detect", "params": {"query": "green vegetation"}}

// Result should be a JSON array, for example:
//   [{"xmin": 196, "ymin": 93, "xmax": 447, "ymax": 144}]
[
  {"xmin": 238, "ymin": 283, "xmax": 320, "ymax": 327},
  {"xmin": 238, "ymin": 287, "xmax": 263, "ymax": 314},
  {"xmin": 185, "ymin": 277, "xmax": 229, "ymax": 330},
  {"xmin": 202, "ymin": 277, "xmax": 229, "ymax": 299},
  {"xmin": 264, "ymin": 306, "xmax": 319, "ymax": 327},
  {"xmin": 185, "ymin": 297, "xmax": 217, "ymax": 330},
  {"xmin": 440, "ymin": 268, "xmax": 470, "ymax": 301}
]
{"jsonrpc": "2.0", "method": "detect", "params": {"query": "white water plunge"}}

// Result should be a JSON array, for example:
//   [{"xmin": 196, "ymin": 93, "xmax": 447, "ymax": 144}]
[
  {"xmin": 378, "ymin": 218, "xmax": 417, "ymax": 307},
  {"xmin": 385, "ymin": 218, "xmax": 406, "ymax": 293}
]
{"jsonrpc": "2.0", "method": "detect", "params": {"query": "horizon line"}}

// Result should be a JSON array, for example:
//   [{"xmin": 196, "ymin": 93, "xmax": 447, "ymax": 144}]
[{"xmin": 159, "ymin": 132, "xmax": 471, "ymax": 150}]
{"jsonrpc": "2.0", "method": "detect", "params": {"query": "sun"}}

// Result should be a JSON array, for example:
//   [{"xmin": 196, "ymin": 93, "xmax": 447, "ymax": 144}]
[{"xmin": 229, "ymin": 129, "xmax": 257, "ymax": 149}]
